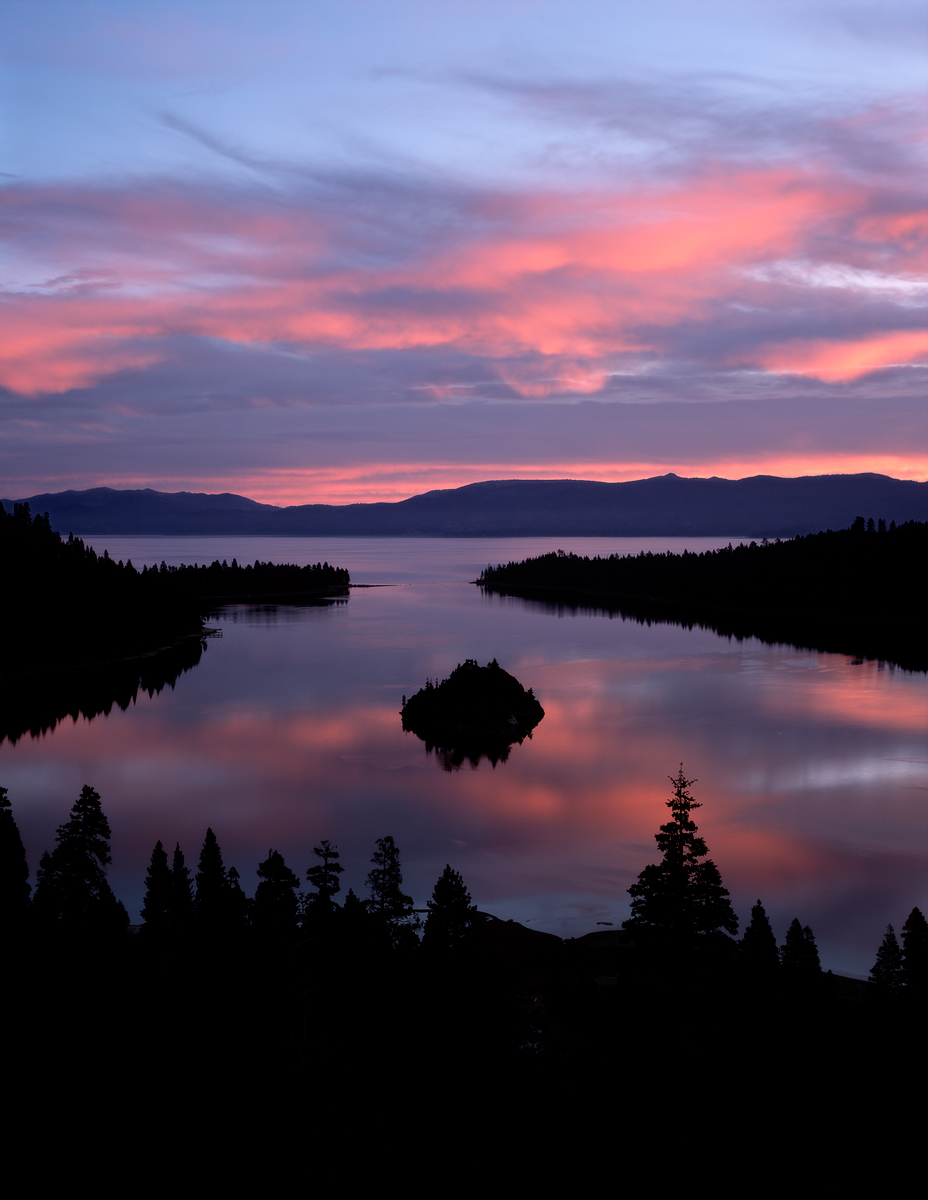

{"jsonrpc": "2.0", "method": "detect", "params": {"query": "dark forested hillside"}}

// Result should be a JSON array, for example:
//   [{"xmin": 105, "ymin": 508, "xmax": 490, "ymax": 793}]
[
  {"xmin": 0, "ymin": 503, "xmax": 204, "ymax": 678},
  {"xmin": 478, "ymin": 520, "xmax": 927, "ymax": 670},
  {"xmin": 0, "ymin": 503, "xmax": 349, "ymax": 682}
]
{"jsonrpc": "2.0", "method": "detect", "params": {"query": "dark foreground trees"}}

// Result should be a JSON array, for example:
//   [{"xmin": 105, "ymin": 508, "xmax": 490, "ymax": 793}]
[
  {"xmin": 623, "ymin": 766, "xmax": 738, "ymax": 940},
  {"xmin": 901, "ymin": 907, "xmax": 928, "ymax": 991},
  {"xmin": 141, "ymin": 840, "xmax": 172, "ymax": 930},
  {"xmin": 422, "ymin": 865, "xmax": 477, "ymax": 957},
  {"xmin": 192, "ymin": 827, "xmax": 250, "ymax": 932},
  {"xmin": 780, "ymin": 918, "xmax": 821, "ymax": 978},
  {"xmin": 869, "ymin": 925, "xmax": 904, "ymax": 994},
  {"xmin": 365, "ymin": 835, "xmax": 416, "ymax": 933},
  {"xmin": 32, "ymin": 785, "xmax": 128, "ymax": 935},
  {"xmin": 740, "ymin": 899, "xmax": 779, "ymax": 974},
  {"xmin": 253, "ymin": 849, "xmax": 301, "ymax": 936},
  {"xmin": 306, "ymin": 839, "xmax": 344, "ymax": 909},
  {"xmin": 0, "ymin": 786, "xmax": 31, "ymax": 927}
]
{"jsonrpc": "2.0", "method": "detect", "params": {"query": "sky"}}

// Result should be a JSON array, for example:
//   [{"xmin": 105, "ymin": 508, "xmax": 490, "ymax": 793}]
[{"xmin": 1, "ymin": 0, "xmax": 926, "ymax": 505}]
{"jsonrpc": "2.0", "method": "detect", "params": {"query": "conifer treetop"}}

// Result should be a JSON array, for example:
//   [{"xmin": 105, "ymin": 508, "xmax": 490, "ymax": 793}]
[{"xmin": 623, "ymin": 765, "xmax": 737, "ymax": 938}]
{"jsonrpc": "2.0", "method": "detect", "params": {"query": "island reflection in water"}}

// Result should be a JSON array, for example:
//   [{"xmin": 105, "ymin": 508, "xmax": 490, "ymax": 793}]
[{"xmin": 2, "ymin": 537, "xmax": 925, "ymax": 979}]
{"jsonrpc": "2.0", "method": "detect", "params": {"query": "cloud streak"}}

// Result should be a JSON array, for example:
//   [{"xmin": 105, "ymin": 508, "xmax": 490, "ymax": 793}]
[{"xmin": 1, "ymin": 54, "xmax": 925, "ymax": 498}]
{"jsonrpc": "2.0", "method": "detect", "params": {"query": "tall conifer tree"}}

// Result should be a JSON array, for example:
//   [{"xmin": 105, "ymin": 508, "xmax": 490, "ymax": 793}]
[
  {"xmin": 623, "ymin": 767, "xmax": 738, "ymax": 938},
  {"xmin": 780, "ymin": 919, "xmax": 821, "ymax": 976},
  {"xmin": 141, "ymin": 840, "xmax": 172, "ymax": 930},
  {"xmin": 194, "ymin": 827, "xmax": 229, "ymax": 928},
  {"xmin": 900, "ymin": 907, "xmax": 928, "ymax": 991},
  {"xmin": 740, "ymin": 899, "xmax": 779, "ymax": 973},
  {"xmin": 365, "ymin": 836, "xmax": 414, "ymax": 923},
  {"xmin": 365, "ymin": 836, "xmax": 418, "ymax": 948},
  {"xmin": 422, "ymin": 865, "xmax": 477, "ymax": 956},
  {"xmin": 32, "ymin": 785, "xmax": 128, "ymax": 933},
  {"xmin": 869, "ymin": 924, "xmax": 904, "ymax": 994},
  {"xmin": 254, "ymin": 849, "xmax": 300, "ymax": 936},
  {"xmin": 227, "ymin": 866, "xmax": 250, "ymax": 928},
  {"xmin": 169, "ymin": 842, "xmax": 194, "ymax": 927},
  {"xmin": 306, "ymin": 839, "xmax": 344, "ymax": 908},
  {"xmin": 0, "ymin": 786, "xmax": 31, "ymax": 927}
]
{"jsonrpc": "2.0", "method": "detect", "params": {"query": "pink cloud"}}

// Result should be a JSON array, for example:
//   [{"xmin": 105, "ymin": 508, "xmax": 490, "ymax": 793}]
[{"xmin": 2, "ymin": 141, "xmax": 924, "ymax": 398}]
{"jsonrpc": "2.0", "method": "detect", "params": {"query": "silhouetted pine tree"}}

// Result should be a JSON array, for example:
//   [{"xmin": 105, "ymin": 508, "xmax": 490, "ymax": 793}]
[
  {"xmin": 32, "ymin": 785, "xmax": 128, "ymax": 934},
  {"xmin": 253, "ymin": 849, "xmax": 300, "ymax": 936},
  {"xmin": 365, "ymin": 836, "xmax": 417, "ymax": 945},
  {"xmin": 227, "ymin": 866, "xmax": 251, "ymax": 929},
  {"xmin": 739, "ymin": 899, "xmax": 779, "ymax": 973},
  {"xmin": 868, "ymin": 925, "xmax": 904, "ymax": 994},
  {"xmin": 623, "ymin": 766, "xmax": 738, "ymax": 939},
  {"xmin": 169, "ymin": 842, "xmax": 194, "ymax": 927},
  {"xmin": 341, "ymin": 886, "xmax": 369, "ymax": 930},
  {"xmin": 0, "ymin": 786, "xmax": 31, "ymax": 927},
  {"xmin": 306, "ymin": 839, "xmax": 344, "ymax": 909},
  {"xmin": 194, "ymin": 827, "xmax": 229, "ymax": 930},
  {"xmin": 141, "ymin": 840, "xmax": 172, "ymax": 931},
  {"xmin": 422, "ymin": 865, "xmax": 477, "ymax": 957},
  {"xmin": 900, "ymin": 908, "xmax": 927, "ymax": 992},
  {"xmin": 780, "ymin": 919, "xmax": 821, "ymax": 976}
]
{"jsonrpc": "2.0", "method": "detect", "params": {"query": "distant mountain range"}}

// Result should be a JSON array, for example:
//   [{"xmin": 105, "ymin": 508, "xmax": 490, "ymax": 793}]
[{"xmin": 3, "ymin": 473, "xmax": 926, "ymax": 538}]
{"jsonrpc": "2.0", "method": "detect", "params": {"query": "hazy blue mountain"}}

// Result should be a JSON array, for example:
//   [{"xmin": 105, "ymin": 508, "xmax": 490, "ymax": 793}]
[{"xmin": 4, "ymin": 474, "xmax": 926, "ymax": 537}]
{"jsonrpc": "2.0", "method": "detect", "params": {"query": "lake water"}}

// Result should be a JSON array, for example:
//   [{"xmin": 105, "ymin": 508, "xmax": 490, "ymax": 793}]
[{"xmin": 3, "ymin": 536, "xmax": 925, "ymax": 977}]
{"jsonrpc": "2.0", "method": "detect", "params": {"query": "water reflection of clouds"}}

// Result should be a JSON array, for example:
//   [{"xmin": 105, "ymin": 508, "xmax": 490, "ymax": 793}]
[
  {"xmin": 2, "ymin": 576, "xmax": 925, "ymax": 979},
  {"xmin": 741, "ymin": 756, "xmax": 928, "ymax": 794}
]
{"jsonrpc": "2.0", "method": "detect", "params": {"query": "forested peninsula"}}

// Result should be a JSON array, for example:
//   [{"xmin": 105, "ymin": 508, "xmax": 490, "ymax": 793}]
[
  {"xmin": 0, "ymin": 504, "xmax": 349, "ymax": 738},
  {"xmin": 478, "ymin": 519, "xmax": 926, "ymax": 671}
]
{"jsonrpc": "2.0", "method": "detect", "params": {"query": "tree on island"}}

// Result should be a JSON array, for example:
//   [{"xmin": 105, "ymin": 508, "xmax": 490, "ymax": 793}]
[
  {"xmin": 901, "ymin": 907, "xmax": 928, "ymax": 992},
  {"xmin": 0, "ymin": 786, "xmax": 31, "ymax": 927},
  {"xmin": 623, "ymin": 766, "xmax": 738, "ymax": 940},
  {"xmin": 779, "ymin": 919, "xmax": 821, "ymax": 977},
  {"xmin": 306, "ymin": 839, "xmax": 344, "ymax": 910},
  {"xmin": 739, "ymin": 899, "xmax": 779, "ymax": 974},
  {"xmin": 869, "ymin": 924, "xmax": 904, "ymax": 995},
  {"xmin": 253, "ymin": 849, "xmax": 301, "ymax": 936},
  {"xmin": 422, "ymin": 865, "xmax": 477, "ymax": 957},
  {"xmin": 32, "ymin": 785, "xmax": 128, "ymax": 934}
]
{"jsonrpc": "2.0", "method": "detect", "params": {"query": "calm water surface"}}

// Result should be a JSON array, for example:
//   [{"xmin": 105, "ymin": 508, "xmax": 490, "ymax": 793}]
[{"xmin": 3, "ymin": 536, "xmax": 925, "ymax": 977}]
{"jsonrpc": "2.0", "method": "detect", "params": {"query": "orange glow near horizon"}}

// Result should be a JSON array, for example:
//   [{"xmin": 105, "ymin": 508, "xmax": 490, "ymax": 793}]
[{"xmin": 21, "ymin": 455, "xmax": 926, "ymax": 507}]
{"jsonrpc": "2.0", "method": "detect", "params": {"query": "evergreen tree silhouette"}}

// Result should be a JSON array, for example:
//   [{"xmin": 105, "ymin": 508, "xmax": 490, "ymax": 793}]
[
  {"xmin": 900, "ymin": 907, "xmax": 928, "ymax": 991},
  {"xmin": 227, "ymin": 866, "xmax": 251, "ymax": 928},
  {"xmin": 194, "ymin": 827, "xmax": 230, "ymax": 929},
  {"xmin": 739, "ymin": 899, "xmax": 779, "ymax": 973},
  {"xmin": 422, "ymin": 865, "xmax": 477, "ymax": 956},
  {"xmin": 0, "ymin": 786, "xmax": 31, "ymax": 927},
  {"xmin": 342, "ymin": 886, "xmax": 367, "ymax": 924},
  {"xmin": 868, "ymin": 924, "xmax": 904, "ymax": 994},
  {"xmin": 253, "ymin": 849, "xmax": 300, "ymax": 936},
  {"xmin": 365, "ymin": 836, "xmax": 417, "ymax": 943},
  {"xmin": 306, "ymin": 839, "xmax": 344, "ymax": 908},
  {"xmin": 623, "ymin": 766, "xmax": 738, "ymax": 939},
  {"xmin": 32, "ymin": 785, "xmax": 128, "ymax": 934},
  {"xmin": 141, "ymin": 840, "xmax": 172, "ymax": 931},
  {"xmin": 780, "ymin": 919, "xmax": 821, "ymax": 976},
  {"xmin": 169, "ymin": 842, "xmax": 194, "ymax": 928}
]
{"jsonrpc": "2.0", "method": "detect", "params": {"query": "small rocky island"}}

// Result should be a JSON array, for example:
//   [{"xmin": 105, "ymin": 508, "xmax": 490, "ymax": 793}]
[{"xmin": 401, "ymin": 658, "xmax": 545, "ymax": 769}]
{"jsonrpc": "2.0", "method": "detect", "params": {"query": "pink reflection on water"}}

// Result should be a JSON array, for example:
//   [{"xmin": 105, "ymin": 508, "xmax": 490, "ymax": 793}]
[{"xmin": 1, "ymin": 580, "xmax": 925, "ymax": 980}]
